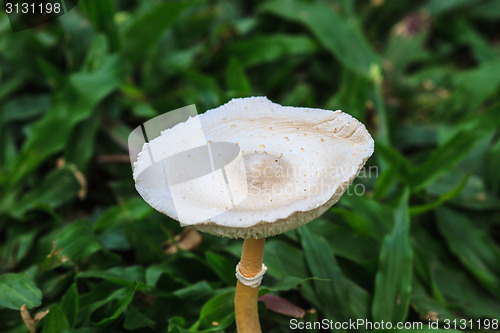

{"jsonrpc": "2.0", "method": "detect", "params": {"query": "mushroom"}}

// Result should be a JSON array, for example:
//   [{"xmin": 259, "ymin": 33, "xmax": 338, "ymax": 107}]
[{"xmin": 132, "ymin": 97, "xmax": 374, "ymax": 332}]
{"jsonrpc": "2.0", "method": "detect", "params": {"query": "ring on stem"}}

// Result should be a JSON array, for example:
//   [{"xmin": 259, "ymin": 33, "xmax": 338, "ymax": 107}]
[{"xmin": 234, "ymin": 238, "xmax": 266, "ymax": 333}]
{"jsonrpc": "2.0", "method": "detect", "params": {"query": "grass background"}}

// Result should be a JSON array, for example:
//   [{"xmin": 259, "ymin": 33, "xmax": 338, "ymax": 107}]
[{"xmin": 1, "ymin": 0, "xmax": 500, "ymax": 332}]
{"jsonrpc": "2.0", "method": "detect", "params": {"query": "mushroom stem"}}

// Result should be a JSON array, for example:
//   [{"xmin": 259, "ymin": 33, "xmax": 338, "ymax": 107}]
[{"xmin": 234, "ymin": 238, "xmax": 266, "ymax": 333}]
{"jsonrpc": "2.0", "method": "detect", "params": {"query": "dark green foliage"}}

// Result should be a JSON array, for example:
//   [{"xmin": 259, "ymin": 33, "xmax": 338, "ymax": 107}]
[
  {"xmin": 0, "ymin": 0, "xmax": 499, "ymax": 332},
  {"xmin": 372, "ymin": 189, "xmax": 412, "ymax": 323},
  {"xmin": 0, "ymin": 273, "xmax": 42, "ymax": 310}
]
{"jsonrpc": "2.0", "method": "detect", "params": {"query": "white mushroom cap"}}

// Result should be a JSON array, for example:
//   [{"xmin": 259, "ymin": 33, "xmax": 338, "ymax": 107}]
[{"xmin": 133, "ymin": 97, "xmax": 374, "ymax": 239}]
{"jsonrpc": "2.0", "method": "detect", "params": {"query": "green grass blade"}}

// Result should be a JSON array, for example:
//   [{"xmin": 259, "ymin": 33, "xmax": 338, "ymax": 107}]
[
  {"xmin": 260, "ymin": 0, "xmax": 380, "ymax": 78},
  {"xmin": 0, "ymin": 273, "xmax": 42, "ymax": 310},
  {"xmin": 121, "ymin": 1, "xmax": 200, "ymax": 63},
  {"xmin": 436, "ymin": 207, "xmax": 500, "ymax": 297},
  {"xmin": 298, "ymin": 224, "xmax": 356, "ymax": 324},
  {"xmin": 410, "ymin": 175, "xmax": 469, "ymax": 215},
  {"xmin": 61, "ymin": 283, "xmax": 79, "ymax": 328},
  {"xmin": 41, "ymin": 305, "xmax": 70, "ymax": 333},
  {"xmin": 227, "ymin": 34, "xmax": 318, "ymax": 68},
  {"xmin": 372, "ymin": 188, "xmax": 413, "ymax": 323}
]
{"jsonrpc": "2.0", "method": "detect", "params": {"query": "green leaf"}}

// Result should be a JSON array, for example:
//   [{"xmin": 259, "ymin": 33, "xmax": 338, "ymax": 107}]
[
  {"xmin": 412, "ymin": 244, "xmax": 446, "ymax": 306},
  {"xmin": 260, "ymin": 0, "xmax": 380, "ymax": 78},
  {"xmin": 433, "ymin": 261, "xmax": 500, "ymax": 320},
  {"xmin": 427, "ymin": 0, "xmax": 482, "ymax": 16},
  {"xmin": 0, "ymin": 126, "xmax": 17, "ymax": 171},
  {"xmin": 0, "ymin": 273, "xmax": 42, "ymax": 310},
  {"xmin": 145, "ymin": 257, "xmax": 199, "ymax": 288},
  {"xmin": 372, "ymin": 79, "xmax": 391, "ymax": 149},
  {"xmin": 225, "ymin": 58, "xmax": 251, "ymax": 97},
  {"xmin": 413, "ymin": 222, "xmax": 500, "ymax": 320},
  {"xmin": 0, "ymin": 75, "xmax": 24, "ymax": 101},
  {"xmin": 428, "ymin": 172, "xmax": 500, "ymax": 210},
  {"xmin": 410, "ymin": 281, "xmax": 456, "ymax": 322},
  {"xmin": 374, "ymin": 143, "xmax": 415, "ymax": 188},
  {"xmin": 190, "ymin": 289, "xmax": 235, "ymax": 331},
  {"xmin": 487, "ymin": 137, "xmax": 500, "ymax": 193},
  {"xmin": 124, "ymin": 222, "xmax": 166, "ymax": 263},
  {"xmin": 9, "ymin": 54, "xmax": 125, "ymax": 187},
  {"xmin": 57, "ymin": 220, "xmax": 102, "ymax": 262},
  {"xmin": 436, "ymin": 207, "xmax": 500, "ymax": 296},
  {"xmin": 282, "ymin": 83, "xmax": 314, "ymax": 106},
  {"xmin": 2, "ymin": 94, "xmax": 50, "ymax": 123},
  {"xmin": 8, "ymin": 166, "xmax": 80, "ymax": 218},
  {"xmin": 372, "ymin": 189, "xmax": 413, "ymax": 323},
  {"xmin": 328, "ymin": 68, "xmax": 371, "ymax": 121},
  {"xmin": 409, "ymin": 175, "xmax": 469, "ymax": 215},
  {"xmin": 298, "ymin": 224, "xmax": 356, "ymax": 323},
  {"xmin": 124, "ymin": 306, "xmax": 155, "ymax": 330},
  {"xmin": 132, "ymin": 102, "xmax": 158, "ymax": 119},
  {"xmin": 79, "ymin": 0, "xmax": 121, "ymax": 51},
  {"xmin": 79, "ymin": 34, "xmax": 110, "ymax": 73},
  {"xmin": 95, "ymin": 282, "xmax": 138, "ymax": 325},
  {"xmin": 410, "ymin": 128, "xmax": 493, "ymax": 191},
  {"xmin": 470, "ymin": 0, "xmax": 500, "ymax": 20},
  {"xmin": 307, "ymin": 219, "xmax": 380, "ymax": 264},
  {"xmin": 77, "ymin": 266, "xmax": 147, "ymax": 289},
  {"xmin": 173, "ymin": 281, "xmax": 214, "ymax": 302},
  {"xmin": 260, "ymin": 276, "xmax": 320, "ymax": 295},
  {"xmin": 455, "ymin": 19, "xmax": 499, "ymax": 63},
  {"xmin": 341, "ymin": 194, "xmax": 393, "ymax": 242},
  {"xmin": 121, "ymin": 1, "xmax": 199, "ymax": 63},
  {"xmin": 450, "ymin": 58, "xmax": 500, "ymax": 111},
  {"xmin": 227, "ymin": 34, "xmax": 317, "ymax": 67},
  {"xmin": 347, "ymin": 280, "xmax": 371, "ymax": 320},
  {"xmin": 93, "ymin": 198, "xmax": 154, "ymax": 232},
  {"xmin": 65, "ymin": 111, "xmax": 101, "ymax": 173},
  {"xmin": 42, "ymin": 305, "xmax": 70, "ymax": 333},
  {"xmin": 263, "ymin": 239, "xmax": 309, "ymax": 280},
  {"xmin": 70, "ymin": 55, "xmax": 125, "ymax": 105},
  {"xmin": 1, "ymin": 227, "xmax": 37, "ymax": 268},
  {"xmin": 205, "ymin": 251, "xmax": 237, "ymax": 286},
  {"xmin": 330, "ymin": 207, "xmax": 370, "ymax": 236},
  {"xmin": 61, "ymin": 283, "xmax": 79, "ymax": 328},
  {"xmin": 372, "ymin": 163, "xmax": 399, "ymax": 200},
  {"xmin": 79, "ymin": 283, "xmax": 128, "ymax": 314},
  {"xmin": 168, "ymin": 316, "xmax": 191, "ymax": 333}
]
